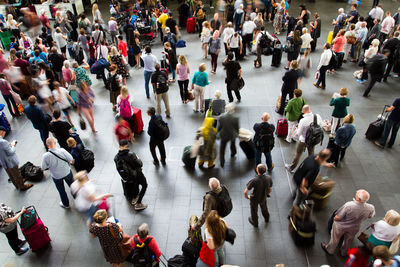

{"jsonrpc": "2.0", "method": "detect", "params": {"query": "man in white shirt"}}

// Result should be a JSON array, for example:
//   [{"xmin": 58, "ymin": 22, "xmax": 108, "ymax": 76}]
[
  {"xmin": 285, "ymin": 105, "xmax": 323, "ymax": 172},
  {"xmin": 141, "ymin": 46, "xmax": 158, "ymax": 99},
  {"xmin": 353, "ymin": 22, "xmax": 368, "ymax": 62},
  {"xmin": 380, "ymin": 11, "xmax": 395, "ymax": 43},
  {"xmin": 313, "ymin": 43, "xmax": 332, "ymax": 89},
  {"xmin": 369, "ymin": 4, "xmax": 384, "ymax": 22},
  {"xmin": 254, "ymin": 26, "xmax": 273, "ymax": 68},
  {"xmin": 241, "ymin": 15, "xmax": 256, "ymax": 56}
]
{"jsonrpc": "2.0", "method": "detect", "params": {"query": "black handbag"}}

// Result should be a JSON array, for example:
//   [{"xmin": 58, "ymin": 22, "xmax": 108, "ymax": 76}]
[
  {"xmin": 231, "ymin": 77, "xmax": 245, "ymax": 91},
  {"xmin": 225, "ymin": 228, "xmax": 236, "ymax": 245}
]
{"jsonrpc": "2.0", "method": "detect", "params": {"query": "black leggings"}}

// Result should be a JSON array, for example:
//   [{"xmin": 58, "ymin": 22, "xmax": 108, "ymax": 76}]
[
  {"xmin": 178, "ymin": 79, "xmax": 189, "ymax": 101},
  {"xmin": 4, "ymin": 226, "xmax": 24, "ymax": 253}
]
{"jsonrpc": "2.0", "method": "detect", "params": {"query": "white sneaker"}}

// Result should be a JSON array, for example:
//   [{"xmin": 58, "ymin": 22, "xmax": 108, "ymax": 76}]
[
  {"xmin": 285, "ymin": 164, "xmax": 294, "ymax": 173},
  {"xmin": 131, "ymin": 197, "xmax": 139, "ymax": 205},
  {"xmin": 59, "ymin": 202, "xmax": 70, "ymax": 209},
  {"xmin": 285, "ymin": 138, "xmax": 292, "ymax": 143},
  {"xmin": 135, "ymin": 203, "xmax": 148, "ymax": 211}
]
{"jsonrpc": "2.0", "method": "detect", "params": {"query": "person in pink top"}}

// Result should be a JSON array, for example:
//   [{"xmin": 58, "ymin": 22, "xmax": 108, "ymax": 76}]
[
  {"xmin": 330, "ymin": 29, "xmax": 346, "ymax": 73},
  {"xmin": 176, "ymin": 55, "xmax": 190, "ymax": 103},
  {"xmin": 62, "ymin": 61, "xmax": 76, "ymax": 87},
  {"xmin": 118, "ymin": 36, "xmax": 128, "ymax": 58}
]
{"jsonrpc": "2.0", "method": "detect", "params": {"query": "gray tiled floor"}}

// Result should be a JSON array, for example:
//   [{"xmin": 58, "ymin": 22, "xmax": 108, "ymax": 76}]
[{"xmin": 1, "ymin": 0, "xmax": 400, "ymax": 266}]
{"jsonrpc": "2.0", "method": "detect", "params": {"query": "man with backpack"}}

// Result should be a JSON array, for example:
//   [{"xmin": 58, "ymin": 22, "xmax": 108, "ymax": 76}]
[
  {"xmin": 163, "ymin": 27, "xmax": 177, "ymax": 54},
  {"xmin": 285, "ymin": 105, "xmax": 323, "ymax": 172},
  {"xmin": 147, "ymin": 107, "xmax": 169, "ymax": 166},
  {"xmin": 191, "ymin": 177, "xmax": 232, "ymax": 230},
  {"xmin": 114, "ymin": 140, "xmax": 148, "ymax": 210},
  {"xmin": 151, "ymin": 64, "xmax": 171, "ymax": 118},
  {"xmin": 254, "ymin": 27, "xmax": 274, "ymax": 68},
  {"xmin": 129, "ymin": 223, "xmax": 161, "ymax": 265},
  {"xmin": 253, "ymin": 112, "xmax": 275, "ymax": 172},
  {"xmin": 244, "ymin": 164, "xmax": 273, "ymax": 227}
]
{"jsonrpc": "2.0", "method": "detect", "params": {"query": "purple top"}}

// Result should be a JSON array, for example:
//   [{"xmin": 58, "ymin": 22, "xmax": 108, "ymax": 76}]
[
  {"xmin": 176, "ymin": 63, "xmax": 189, "ymax": 81},
  {"xmin": 78, "ymin": 88, "xmax": 95, "ymax": 109}
]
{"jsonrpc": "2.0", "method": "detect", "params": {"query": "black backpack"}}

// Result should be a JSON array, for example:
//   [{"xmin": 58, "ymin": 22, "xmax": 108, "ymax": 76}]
[
  {"xmin": 156, "ymin": 72, "xmax": 168, "ymax": 94},
  {"xmin": 19, "ymin": 162, "xmax": 44, "ymax": 182},
  {"xmin": 305, "ymin": 114, "xmax": 324, "ymax": 147},
  {"xmin": 259, "ymin": 32, "xmax": 270, "ymax": 49},
  {"xmin": 131, "ymin": 237, "xmax": 153, "ymax": 267},
  {"xmin": 154, "ymin": 118, "xmax": 170, "ymax": 141},
  {"xmin": 205, "ymin": 185, "xmax": 233, "ymax": 217},
  {"xmin": 114, "ymin": 154, "xmax": 138, "ymax": 181},
  {"xmin": 79, "ymin": 149, "xmax": 95, "ymax": 172},
  {"xmin": 256, "ymin": 124, "xmax": 275, "ymax": 152}
]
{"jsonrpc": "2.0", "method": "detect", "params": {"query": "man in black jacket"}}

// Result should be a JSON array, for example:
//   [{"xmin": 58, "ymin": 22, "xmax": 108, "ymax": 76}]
[
  {"xmin": 147, "ymin": 107, "xmax": 167, "ymax": 166},
  {"xmin": 253, "ymin": 112, "xmax": 275, "ymax": 172},
  {"xmin": 276, "ymin": 60, "xmax": 299, "ymax": 114},
  {"xmin": 363, "ymin": 49, "xmax": 390, "ymax": 97},
  {"xmin": 382, "ymin": 32, "xmax": 400, "ymax": 81},
  {"xmin": 222, "ymin": 52, "xmax": 242, "ymax": 103},
  {"xmin": 48, "ymin": 47, "xmax": 65, "ymax": 81},
  {"xmin": 151, "ymin": 64, "xmax": 171, "ymax": 118},
  {"xmin": 114, "ymin": 140, "xmax": 148, "ymax": 211}
]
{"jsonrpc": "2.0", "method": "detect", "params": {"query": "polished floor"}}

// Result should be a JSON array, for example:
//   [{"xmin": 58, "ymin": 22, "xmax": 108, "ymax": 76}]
[{"xmin": 1, "ymin": 0, "xmax": 400, "ymax": 266}]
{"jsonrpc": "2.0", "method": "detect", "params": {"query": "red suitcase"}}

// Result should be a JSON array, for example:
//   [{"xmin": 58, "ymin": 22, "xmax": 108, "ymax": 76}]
[
  {"xmin": 131, "ymin": 107, "xmax": 144, "ymax": 134},
  {"xmin": 276, "ymin": 118, "xmax": 288, "ymax": 137},
  {"xmin": 19, "ymin": 207, "xmax": 51, "ymax": 251},
  {"xmin": 187, "ymin": 17, "xmax": 196, "ymax": 33}
]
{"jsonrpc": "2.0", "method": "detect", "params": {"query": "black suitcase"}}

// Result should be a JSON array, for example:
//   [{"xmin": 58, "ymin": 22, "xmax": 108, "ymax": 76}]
[
  {"xmin": 239, "ymin": 140, "xmax": 255, "ymax": 160},
  {"xmin": 182, "ymin": 146, "xmax": 196, "ymax": 169},
  {"xmin": 121, "ymin": 179, "xmax": 138, "ymax": 199},
  {"xmin": 271, "ymin": 45, "xmax": 282, "ymax": 67},
  {"xmin": 365, "ymin": 105, "xmax": 390, "ymax": 140}
]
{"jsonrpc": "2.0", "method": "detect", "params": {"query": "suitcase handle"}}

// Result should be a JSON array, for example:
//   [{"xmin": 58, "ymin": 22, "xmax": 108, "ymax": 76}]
[
  {"xmin": 380, "ymin": 105, "xmax": 391, "ymax": 121},
  {"xmin": 16, "ymin": 205, "xmax": 41, "ymax": 225}
]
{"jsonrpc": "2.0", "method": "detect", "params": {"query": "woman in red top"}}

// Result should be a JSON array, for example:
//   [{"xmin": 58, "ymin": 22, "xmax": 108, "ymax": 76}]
[
  {"xmin": 118, "ymin": 36, "xmax": 128, "ymax": 59},
  {"xmin": 130, "ymin": 223, "xmax": 161, "ymax": 265},
  {"xmin": 114, "ymin": 116, "xmax": 134, "ymax": 143},
  {"xmin": 330, "ymin": 29, "xmax": 346, "ymax": 72}
]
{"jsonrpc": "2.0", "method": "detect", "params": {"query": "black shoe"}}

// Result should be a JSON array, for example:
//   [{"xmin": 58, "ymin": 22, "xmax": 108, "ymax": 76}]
[
  {"xmin": 275, "ymin": 109, "xmax": 283, "ymax": 115},
  {"xmin": 248, "ymin": 217, "xmax": 258, "ymax": 227},
  {"xmin": 18, "ymin": 240, "xmax": 27, "ymax": 248},
  {"xmin": 161, "ymin": 160, "xmax": 166, "ymax": 165},
  {"xmin": 16, "ymin": 247, "xmax": 29, "ymax": 255},
  {"xmin": 153, "ymin": 160, "xmax": 160, "ymax": 166}
]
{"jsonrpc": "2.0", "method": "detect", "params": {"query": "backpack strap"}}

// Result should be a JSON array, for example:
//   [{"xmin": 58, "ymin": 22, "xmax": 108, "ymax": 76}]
[{"xmin": 313, "ymin": 114, "xmax": 317, "ymax": 125}]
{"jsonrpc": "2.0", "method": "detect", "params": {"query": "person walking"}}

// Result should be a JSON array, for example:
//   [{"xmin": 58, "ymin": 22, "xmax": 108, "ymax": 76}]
[
  {"xmin": 222, "ymin": 52, "xmax": 242, "ymax": 103},
  {"xmin": 363, "ymin": 49, "xmax": 390, "ymax": 97},
  {"xmin": 114, "ymin": 139, "xmax": 148, "ymax": 210},
  {"xmin": 292, "ymin": 149, "xmax": 334, "ymax": 207},
  {"xmin": 177, "ymin": 55, "xmax": 190, "ymax": 103},
  {"xmin": 200, "ymin": 21, "xmax": 212, "ymax": 59},
  {"xmin": 147, "ymin": 107, "xmax": 166, "ymax": 166},
  {"xmin": 241, "ymin": 16, "xmax": 256, "ymax": 56},
  {"xmin": 375, "ymin": 98, "xmax": 400, "ymax": 149},
  {"xmin": 276, "ymin": 60, "xmax": 299, "ymax": 115},
  {"xmin": 285, "ymin": 30, "xmax": 302, "ymax": 70},
  {"xmin": 218, "ymin": 103, "xmax": 239, "ymax": 168},
  {"xmin": 191, "ymin": 63, "xmax": 209, "ymax": 113},
  {"xmin": 24, "ymin": 95, "xmax": 50, "ymax": 150},
  {"xmin": 313, "ymin": 43, "xmax": 333, "ymax": 90},
  {"xmin": 208, "ymin": 30, "xmax": 221, "ymax": 74},
  {"xmin": 77, "ymin": 81, "xmax": 97, "ymax": 133},
  {"xmin": 41, "ymin": 137, "xmax": 74, "ymax": 209},
  {"xmin": 197, "ymin": 117, "xmax": 218, "ymax": 169},
  {"xmin": 0, "ymin": 74, "xmax": 20, "ymax": 117},
  {"xmin": 321, "ymin": 189, "xmax": 375, "ymax": 256},
  {"xmin": 285, "ymin": 105, "xmax": 323, "ymax": 172},
  {"xmin": 329, "ymin": 87, "xmax": 350, "ymax": 134},
  {"xmin": 0, "ymin": 204, "xmax": 29, "ymax": 255},
  {"xmin": 141, "ymin": 46, "xmax": 158, "ymax": 99},
  {"xmin": 222, "ymin": 22, "xmax": 234, "ymax": 55},
  {"xmin": 52, "ymin": 81, "xmax": 75, "ymax": 126},
  {"xmin": 49, "ymin": 109, "xmax": 72, "ymax": 151},
  {"xmin": 244, "ymin": 164, "xmax": 273, "ymax": 227},
  {"xmin": 329, "ymin": 114, "xmax": 356, "ymax": 167},
  {"xmin": 253, "ymin": 113, "xmax": 275, "ymax": 171},
  {"xmin": 382, "ymin": 32, "xmax": 400, "ymax": 82},
  {"xmin": 285, "ymin": 89, "xmax": 305, "ymax": 143},
  {"xmin": 0, "ymin": 127, "xmax": 33, "ymax": 191},
  {"xmin": 151, "ymin": 63, "xmax": 171, "ymax": 118},
  {"xmin": 109, "ymin": 46, "xmax": 129, "ymax": 86},
  {"xmin": 107, "ymin": 64, "xmax": 122, "ymax": 112},
  {"xmin": 310, "ymin": 13, "xmax": 321, "ymax": 52}
]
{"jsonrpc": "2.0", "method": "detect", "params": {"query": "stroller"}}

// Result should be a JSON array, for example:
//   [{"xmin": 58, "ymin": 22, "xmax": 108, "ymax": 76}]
[{"xmin": 135, "ymin": 18, "xmax": 154, "ymax": 47}]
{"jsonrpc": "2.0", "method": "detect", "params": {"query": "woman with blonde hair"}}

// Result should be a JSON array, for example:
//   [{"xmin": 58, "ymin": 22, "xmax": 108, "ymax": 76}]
[
  {"xmin": 117, "ymin": 86, "xmax": 134, "ymax": 130},
  {"xmin": 329, "ymin": 87, "xmax": 350, "ymax": 134},
  {"xmin": 110, "ymin": 46, "xmax": 129, "ymax": 85},
  {"xmin": 8, "ymin": 48, "xmax": 17, "ymax": 64},
  {"xmin": 200, "ymin": 21, "xmax": 212, "ymax": 58},
  {"xmin": 191, "ymin": 63, "xmax": 209, "ymax": 113},
  {"xmin": 177, "ymin": 55, "xmax": 190, "ymax": 103},
  {"xmin": 92, "ymin": 3, "xmax": 103, "ymax": 24},
  {"xmin": 55, "ymin": 11, "xmax": 68, "ymax": 33},
  {"xmin": 254, "ymin": 12, "xmax": 264, "ymax": 29},
  {"xmin": 328, "ymin": 113, "xmax": 356, "ymax": 167},
  {"xmin": 273, "ymin": 1, "xmax": 285, "ymax": 34},
  {"xmin": 133, "ymin": 32, "xmax": 142, "ymax": 69},
  {"xmin": 208, "ymin": 30, "xmax": 221, "ymax": 74},
  {"xmin": 89, "ymin": 209, "xmax": 127, "ymax": 266},
  {"xmin": 368, "ymin": 210, "xmax": 400, "ymax": 250},
  {"xmin": 6, "ymin": 14, "xmax": 21, "ymax": 38},
  {"xmin": 196, "ymin": 210, "xmax": 227, "ymax": 266},
  {"xmin": 196, "ymin": 117, "xmax": 218, "ymax": 169}
]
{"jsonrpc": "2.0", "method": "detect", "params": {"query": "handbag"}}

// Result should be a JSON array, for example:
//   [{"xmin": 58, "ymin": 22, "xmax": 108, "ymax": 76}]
[
  {"xmin": 357, "ymin": 225, "xmax": 371, "ymax": 246},
  {"xmin": 231, "ymin": 77, "xmax": 245, "ymax": 91},
  {"xmin": 108, "ymin": 223, "xmax": 132, "ymax": 259},
  {"xmin": 199, "ymin": 241, "xmax": 215, "ymax": 267},
  {"xmin": 79, "ymin": 116, "xmax": 87, "ymax": 130},
  {"xmin": 225, "ymin": 227, "xmax": 236, "ymax": 245}
]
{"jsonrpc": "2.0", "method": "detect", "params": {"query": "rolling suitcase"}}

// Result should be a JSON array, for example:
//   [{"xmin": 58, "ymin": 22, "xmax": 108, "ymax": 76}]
[
  {"xmin": 288, "ymin": 201, "xmax": 316, "ymax": 247},
  {"xmin": 271, "ymin": 44, "xmax": 282, "ymax": 67},
  {"xmin": 239, "ymin": 140, "xmax": 255, "ymax": 160},
  {"xmin": 276, "ymin": 118, "xmax": 288, "ymax": 137},
  {"xmin": 187, "ymin": 17, "xmax": 196, "ymax": 33},
  {"xmin": 307, "ymin": 175, "xmax": 336, "ymax": 210},
  {"xmin": 121, "ymin": 178, "xmax": 137, "ymax": 199},
  {"xmin": 182, "ymin": 145, "xmax": 196, "ymax": 169},
  {"xmin": 131, "ymin": 107, "xmax": 144, "ymax": 134},
  {"xmin": 365, "ymin": 105, "xmax": 390, "ymax": 140},
  {"xmin": 19, "ymin": 206, "xmax": 51, "ymax": 251}
]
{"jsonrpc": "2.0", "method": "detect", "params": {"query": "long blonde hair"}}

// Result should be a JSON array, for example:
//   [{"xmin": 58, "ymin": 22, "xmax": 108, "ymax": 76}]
[
  {"xmin": 178, "ymin": 55, "xmax": 188, "ymax": 66},
  {"xmin": 110, "ymin": 46, "xmax": 119, "ymax": 56},
  {"xmin": 120, "ymin": 86, "xmax": 129, "ymax": 100},
  {"xmin": 92, "ymin": 3, "xmax": 99, "ymax": 18}
]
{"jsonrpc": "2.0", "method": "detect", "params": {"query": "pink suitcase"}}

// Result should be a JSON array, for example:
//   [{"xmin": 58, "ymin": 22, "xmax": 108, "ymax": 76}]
[
  {"xmin": 131, "ymin": 107, "xmax": 144, "ymax": 134},
  {"xmin": 276, "ymin": 118, "xmax": 288, "ymax": 137},
  {"xmin": 187, "ymin": 17, "xmax": 196, "ymax": 33},
  {"xmin": 20, "ymin": 207, "xmax": 51, "ymax": 251}
]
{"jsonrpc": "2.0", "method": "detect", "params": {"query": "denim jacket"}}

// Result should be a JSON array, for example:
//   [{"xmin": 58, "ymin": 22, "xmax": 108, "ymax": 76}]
[{"xmin": 334, "ymin": 123, "xmax": 356, "ymax": 148}]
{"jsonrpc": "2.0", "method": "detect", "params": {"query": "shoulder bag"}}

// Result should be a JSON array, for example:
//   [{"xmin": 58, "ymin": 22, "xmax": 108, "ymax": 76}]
[
  {"xmin": 49, "ymin": 151, "xmax": 70, "ymax": 165},
  {"xmin": 108, "ymin": 223, "xmax": 132, "ymax": 259}
]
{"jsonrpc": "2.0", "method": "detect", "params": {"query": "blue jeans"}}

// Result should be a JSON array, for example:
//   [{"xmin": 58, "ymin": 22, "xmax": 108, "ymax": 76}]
[
  {"xmin": 171, "ymin": 67, "xmax": 176, "ymax": 80},
  {"xmin": 255, "ymin": 148, "xmax": 273, "ymax": 170},
  {"xmin": 38, "ymin": 128, "xmax": 49, "ymax": 150},
  {"xmin": 144, "ymin": 70, "xmax": 153, "ymax": 98},
  {"xmin": 2, "ymin": 94, "xmax": 19, "ymax": 116},
  {"xmin": 379, "ymin": 118, "xmax": 400, "ymax": 148},
  {"xmin": 53, "ymin": 171, "xmax": 73, "ymax": 207},
  {"xmin": 85, "ymin": 204, "xmax": 99, "ymax": 222}
]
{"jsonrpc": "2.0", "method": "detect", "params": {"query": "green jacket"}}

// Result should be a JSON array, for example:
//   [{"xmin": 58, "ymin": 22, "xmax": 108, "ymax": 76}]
[
  {"xmin": 285, "ymin": 97, "xmax": 305, "ymax": 122},
  {"xmin": 330, "ymin": 97, "xmax": 350, "ymax": 118}
]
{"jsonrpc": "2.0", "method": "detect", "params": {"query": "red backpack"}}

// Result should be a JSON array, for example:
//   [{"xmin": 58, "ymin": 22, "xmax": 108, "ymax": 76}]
[{"xmin": 120, "ymin": 96, "xmax": 132, "ymax": 118}]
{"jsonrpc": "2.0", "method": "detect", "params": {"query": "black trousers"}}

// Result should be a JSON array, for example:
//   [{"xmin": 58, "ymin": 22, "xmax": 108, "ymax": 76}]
[
  {"xmin": 230, "ymin": 47, "xmax": 240, "ymax": 61},
  {"xmin": 278, "ymin": 90, "xmax": 294, "ymax": 114},
  {"xmin": 178, "ymin": 79, "xmax": 189, "ymax": 101},
  {"xmin": 316, "ymin": 65, "xmax": 329, "ymax": 88},
  {"xmin": 330, "ymin": 143, "xmax": 347, "ymax": 166},
  {"xmin": 250, "ymin": 198, "xmax": 270, "ymax": 224},
  {"xmin": 4, "ymin": 226, "xmax": 24, "ymax": 253},
  {"xmin": 134, "ymin": 172, "xmax": 148, "ymax": 204},
  {"xmin": 220, "ymin": 138, "xmax": 236, "ymax": 167},
  {"xmin": 363, "ymin": 76, "xmax": 380, "ymax": 96},
  {"xmin": 242, "ymin": 33, "xmax": 253, "ymax": 56},
  {"xmin": 383, "ymin": 58, "xmax": 395, "ymax": 80},
  {"xmin": 227, "ymin": 82, "xmax": 241, "ymax": 102},
  {"xmin": 149, "ymin": 140, "xmax": 166, "ymax": 162}
]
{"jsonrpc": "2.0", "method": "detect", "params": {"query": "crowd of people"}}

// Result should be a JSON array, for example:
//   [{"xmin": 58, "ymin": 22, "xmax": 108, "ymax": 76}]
[{"xmin": 0, "ymin": 0, "xmax": 400, "ymax": 266}]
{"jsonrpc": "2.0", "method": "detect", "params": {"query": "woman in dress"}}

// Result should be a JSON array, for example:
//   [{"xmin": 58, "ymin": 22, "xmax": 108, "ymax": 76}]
[
  {"xmin": 177, "ymin": 55, "xmax": 190, "ymax": 103},
  {"xmin": 253, "ymin": 12, "xmax": 264, "ymax": 29},
  {"xmin": 110, "ymin": 46, "xmax": 129, "ymax": 86},
  {"xmin": 132, "ymin": 32, "xmax": 142, "ymax": 69},
  {"xmin": 89, "ymin": 209, "xmax": 126, "ymax": 266},
  {"xmin": 77, "ymin": 81, "xmax": 96, "ymax": 133},
  {"xmin": 73, "ymin": 61, "xmax": 92, "ymax": 88},
  {"xmin": 208, "ymin": 30, "xmax": 221, "ymax": 74},
  {"xmin": 273, "ymin": 1, "xmax": 285, "ymax": 35},
  {"xmin": 197, "ymin": 117, "xmax": 218, "ymax": 169},
  {"xmin": 200, "ymin": 21, "xmax": 212, "ymax": 59},
  {"xmin": 78, "ymin": 28, "xmax": 89, "ymax": 61}
]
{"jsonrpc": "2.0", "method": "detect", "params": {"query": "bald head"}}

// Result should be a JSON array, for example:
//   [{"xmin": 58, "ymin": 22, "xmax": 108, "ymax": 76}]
[
  {"xmin": 46, "ymin": 137, "xmax": 57, "ymax": 148},
  {"xmin": 355, "ymin": 189, "xmax": 370, "ymax": 203},
  {"xmin": 302, "ymin": 105, "xmax": 311, "ymax": 114},
  {"xmin": 261, "ymin": 112, "xmax": 270, "ymax": 122},
  {"xmin": 209, "ymin": 178, "xmax": 220, "ymax": 190}
]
